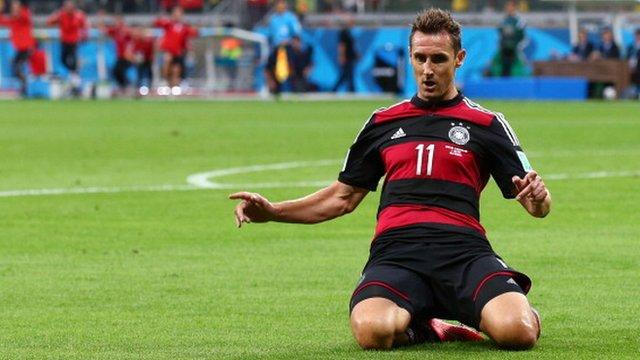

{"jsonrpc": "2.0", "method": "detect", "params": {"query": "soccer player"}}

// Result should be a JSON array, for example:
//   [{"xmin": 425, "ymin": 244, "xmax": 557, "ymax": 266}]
[
  {"xmin": 230, "ymin": 8, "xmax": 551, "ymax": 351},
  {"xmin": 154, "ymin": 6, "xmax": 198, "ymax": 88},
  {"xmin": 131, "ymin": 25, "xmax": 156, "ymax": 91},
  {"xmin": 0, "ymin": 0, "xmax": 35, "ymax": 97},
  {"xmin": 97, "ymin": 14, "xmax": 133, "ymax": 93},
  {"xmin": 47, "ymin": 0, "xmax": 88, "ymax": 94}
]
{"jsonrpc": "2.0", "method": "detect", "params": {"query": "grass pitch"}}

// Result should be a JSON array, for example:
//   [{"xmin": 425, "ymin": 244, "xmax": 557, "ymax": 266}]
[{"xmin": 1, "ymin": 99, "xmax": 639, "ymax": 359}]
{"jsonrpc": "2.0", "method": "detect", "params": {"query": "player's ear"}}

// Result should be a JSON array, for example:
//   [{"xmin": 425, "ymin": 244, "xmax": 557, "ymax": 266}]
[{"xmin": 455, "ymin": 49, "xmax": 466, "ymax": 68}]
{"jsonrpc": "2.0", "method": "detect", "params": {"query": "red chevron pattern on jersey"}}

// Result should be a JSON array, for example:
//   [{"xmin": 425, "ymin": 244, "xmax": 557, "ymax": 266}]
[
  {"xmin": 373, "ymin": 97, "xmax": 494, "ymax": 126},
  {"xmin": 381, "ymin": 141, "xmax": 488, "ymax": 194}
]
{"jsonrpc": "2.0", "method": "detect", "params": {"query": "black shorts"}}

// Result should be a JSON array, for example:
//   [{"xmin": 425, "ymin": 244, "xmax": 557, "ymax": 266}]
[
  {"xmin": 12, "ymin": 50, "xmax": 30, "ymax": 74},
  {"xmin": 170, "ymin": 55, "xmax": 185, "ymax": 68},
  {"xmin": 61, "ymin": 42, "xmax": 78, "ymax": 72},
  {"xmin": 349, "ymin": 226, "xmax": 531, "ymax": 329}
]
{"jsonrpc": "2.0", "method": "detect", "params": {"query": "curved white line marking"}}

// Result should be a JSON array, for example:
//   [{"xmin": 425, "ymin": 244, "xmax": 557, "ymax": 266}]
[
  {"xmin": 186, "ymin": 159, "xmax": 341, "ymax": 189},
  {"xmin": 0, "ymin": 160, "xmax": 637, "ymax": 198}
]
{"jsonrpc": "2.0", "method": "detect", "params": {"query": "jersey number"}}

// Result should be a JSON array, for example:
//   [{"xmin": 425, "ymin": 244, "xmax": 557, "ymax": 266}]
[{"xmin": 415, "ymin": 144, "xmax": 435, "ymax": 176}]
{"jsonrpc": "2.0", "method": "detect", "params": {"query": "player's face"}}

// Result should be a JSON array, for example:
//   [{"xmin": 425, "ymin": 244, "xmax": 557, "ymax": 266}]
[
  {"xmin": 172, "ymin": 7, "xmax": 184, "ymax": 21},
  {"xmin": 410, "ymin": 31, "xmax": 465, "ymax": 103},
  {"xmin": 11, "ymin": 1, "xmax": 20, "ymax": 14},
  {"xmin": 578, "ymin": 31, "xmax": 587, "ymax": 43},
  {"xmin": 63, "ymin": 1, "xmax": 75, "ymax": 11}
]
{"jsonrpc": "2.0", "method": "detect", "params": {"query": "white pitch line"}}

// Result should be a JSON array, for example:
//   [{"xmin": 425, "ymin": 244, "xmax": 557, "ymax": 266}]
[
  {"xmin": 186, "ymin": 159, "xmax": 341, "ymax": 189},
  {"xmin": 545, "ymin": 170, "xmax": 640, "ymax": 180},
  {"xmin": 0, "ymin": 160, "xmax": 638, "ymax": 198},
  {"xmin": 0, "ymin": 184, "xmax": 199, "ymax": 197}
]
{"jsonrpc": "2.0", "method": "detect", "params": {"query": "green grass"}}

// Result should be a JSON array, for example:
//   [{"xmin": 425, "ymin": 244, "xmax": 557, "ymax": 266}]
[{"xmin": 1, "ymin": 100, "xmax": 639, "ymax": 359}]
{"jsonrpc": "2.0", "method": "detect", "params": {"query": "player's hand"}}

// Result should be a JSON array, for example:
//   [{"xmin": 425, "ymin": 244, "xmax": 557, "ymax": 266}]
[
  {"xmin": 512, "ymin": 171, "xmax": 548, "ymax": 203},
  {"xmin": 228, "ymin": 192, "xmax": 278, "ymax": 228}
]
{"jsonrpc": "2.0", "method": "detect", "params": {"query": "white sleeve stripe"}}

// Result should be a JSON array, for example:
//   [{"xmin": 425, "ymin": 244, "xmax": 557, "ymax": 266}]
[
  {"xmin": 462, "ymin": 98, "xmax": 494, "ymax": 115},
  {"xmin": 351, "ymin": 114, "xmax": 374, "ymax": 145},
  {"xmin": 495, "ymin": 113, "xmax": 520, "ymax": 146},
  {"xmin": 503, "ymin": 115, "xmax": 521, "ymax": 145},
  {"xmin": 341, "ymin": 149, "xmax": 351, "ymax": 172},
  {"xmin": 462, "ymin": 97, "xmax": 520, "ymax": 146},
  {"xmin": 351, "ymin": 99, "xmax": 410, "ymax": 145},
  {"xmin": 343, "ymin": 112, "xmax": 376, "ymax": 171}
]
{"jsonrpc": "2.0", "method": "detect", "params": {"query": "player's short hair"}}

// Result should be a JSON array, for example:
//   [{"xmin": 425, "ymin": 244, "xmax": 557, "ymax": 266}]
[{"xmin": 410, "ymin": 8, "xmax": 462, "ymax": 54}]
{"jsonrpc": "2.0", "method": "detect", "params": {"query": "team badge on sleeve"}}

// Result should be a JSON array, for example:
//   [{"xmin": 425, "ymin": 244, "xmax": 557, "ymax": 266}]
[
  {"xmin": 516, "ymin": 151, "xmax": 533, "ymax": 171},
  {"xmin": 448, "ymin": 125, "xmax": 470, "ymax": 145}
]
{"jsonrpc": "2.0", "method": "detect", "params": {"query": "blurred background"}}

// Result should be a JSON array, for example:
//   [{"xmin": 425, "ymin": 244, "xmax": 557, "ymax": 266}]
[{"xmin": 1, "ymin": 0, "xmax": 639, "ymax": 100}]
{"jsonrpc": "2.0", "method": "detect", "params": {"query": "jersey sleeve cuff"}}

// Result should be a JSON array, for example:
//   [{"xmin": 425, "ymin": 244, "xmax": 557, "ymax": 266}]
[{"xmin": 338, "ymin": 174, "xmax": 378, "ymax": 192}]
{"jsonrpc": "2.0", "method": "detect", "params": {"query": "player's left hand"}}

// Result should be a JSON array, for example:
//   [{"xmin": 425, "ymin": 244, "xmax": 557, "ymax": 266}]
[{"xmin": 512, "ymin": 170, "xmax": 548, "ymax": 203}]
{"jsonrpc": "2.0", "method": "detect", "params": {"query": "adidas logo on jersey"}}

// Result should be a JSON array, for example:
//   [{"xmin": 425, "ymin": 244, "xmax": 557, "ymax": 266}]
[{"xmin": 391, "ymin": 128, "xmax": 406, "ymax": 139}]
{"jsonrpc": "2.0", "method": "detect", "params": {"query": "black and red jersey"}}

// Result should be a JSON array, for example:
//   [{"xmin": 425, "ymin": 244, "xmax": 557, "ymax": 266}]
[{"xmin": 338, "ymin": 93, "xmax": 532, "ymax": 240}]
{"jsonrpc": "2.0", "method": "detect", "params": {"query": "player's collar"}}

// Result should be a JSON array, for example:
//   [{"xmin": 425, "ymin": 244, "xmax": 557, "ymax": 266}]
[{"xmin": 411, "ymin": 92, "xmax": 463, "ymax": 109}]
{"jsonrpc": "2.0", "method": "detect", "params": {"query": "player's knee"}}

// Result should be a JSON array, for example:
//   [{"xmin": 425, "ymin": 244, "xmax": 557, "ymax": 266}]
[
  {"xmin": 488, "ymin": 314, "xmax": 539, "ymax": 350},
  {"xmin": 351, "ymin": 300, "xmax": 410, "ymax": 350},
  {"xmin": 351, "ymin": 313, "xmax": 397, "ymax": 350}
]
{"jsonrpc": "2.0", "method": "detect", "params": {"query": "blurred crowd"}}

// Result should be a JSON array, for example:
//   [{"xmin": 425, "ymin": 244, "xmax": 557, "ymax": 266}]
[
  {"xmin": 0, "ymin": 0, "xmax": 202, "ymax": 97},
  {"xmin": 1, "ymin": 0, "xmax": 639, "ymax": 98}
]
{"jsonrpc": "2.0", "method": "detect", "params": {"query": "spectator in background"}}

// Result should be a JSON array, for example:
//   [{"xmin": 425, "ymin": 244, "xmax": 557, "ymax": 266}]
[
  {"xmin": 29, "ymin": 41, "xmax": 47, "ymax": 78},
  {"xmin": 160, "ymin": 0, "xmax": 178, "ymax": 12},
  {"xmin": 498, "ymin": 0, "xmax": 525, "ymax": 76},
  {"xmin": 290, "ymin": 35, "xmax": 313, "ymax": 92},
  {"xmin": 47, "ymin": 0, "xmax": 88, "ymax": 94},
  {"xmin": 627, "ymin": 29, "xmax": 640, "ymax": 95},
  {"xmin": 131, "ymin": 25, "xmax": 155, "ymax": 90},
  {"xmin": 154, "ymin": 5, "xmax": 198, "ymax": 88},
  {"xmin": 295, "ymin": 0, "xmax": 312, "ymax": 22},
  {"xmin": 332, "ymin": 15, "xmax": 357, "ymax": 92},
  {"xmin": 217, "ymin": 22, "xmax": 243, "ymax": 91},
  {"xmin": 595, "ymin": 27, "xmax": 620, "ymax": 59},
  {"xmin": 0, "ymin": 0, "xmax": 35, "ymax": 97},
  {"xmin": 569, "ymin": 28, "xmax": 594, "ymax": 61},
  {"xmin": 97, "ymin": 13, "xmax": 134, "ymax": 93},
  {"xmin": 268, "ymin": 0, "xmax": 302, "ymax": 48},
  {"xmin": 265, "ymin": 0, "xmax": 302, "ymax": 94}
]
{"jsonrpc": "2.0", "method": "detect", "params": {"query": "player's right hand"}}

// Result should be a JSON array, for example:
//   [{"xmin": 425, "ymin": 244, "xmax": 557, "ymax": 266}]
[{"xmin": 228, "ymin": 192, "xmax": 277, "ymax": 228}]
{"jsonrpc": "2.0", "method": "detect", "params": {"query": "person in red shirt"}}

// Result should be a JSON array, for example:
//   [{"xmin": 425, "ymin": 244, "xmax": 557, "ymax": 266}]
[
  {"xmin": 29, "ymin": 43, "xmax": 47, "ymax": 77},
  {"xmin": 131, "ymin": 25, "xmax": 156, "ymax": 90},
  {"xmin": 0, "ymin": 0, "xmax": 36, "ymax": 96},
  {"xmin": 154, "ymin": 6, "xmax": 198, "ymax": 87},
  {"xmin": 47, "ymin": 0, "xmax": 87, "ymax": 82},
  {"xmin": 97, "ymin": 14, "xmax": 134, "ymax": 92}
]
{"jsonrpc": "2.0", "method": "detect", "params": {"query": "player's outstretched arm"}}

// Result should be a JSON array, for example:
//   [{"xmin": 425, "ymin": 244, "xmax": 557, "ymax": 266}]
[
  {"xmin": 512, "ymin": 170, "xmax": 552, "ymax": 218},
  {"xmin": 229, "ymin": 181, "xmax": 369, "ymax": 228}
]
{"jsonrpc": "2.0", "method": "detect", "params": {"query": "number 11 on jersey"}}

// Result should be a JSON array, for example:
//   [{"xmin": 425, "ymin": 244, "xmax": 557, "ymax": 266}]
[{"xmin": 415, "ymin": 144, "xmax": 435, "ymax": 176}]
